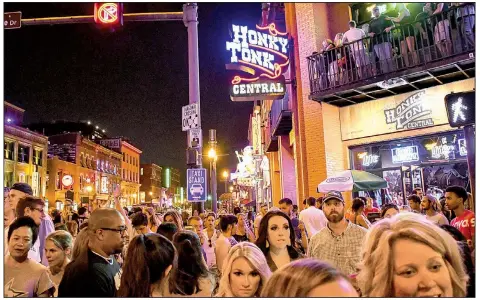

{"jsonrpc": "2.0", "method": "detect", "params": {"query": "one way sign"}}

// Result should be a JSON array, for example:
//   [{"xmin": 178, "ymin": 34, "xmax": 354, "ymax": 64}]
[{"xmin": 4, "ymin": 12, "xmax": 22, "ymax": 29}]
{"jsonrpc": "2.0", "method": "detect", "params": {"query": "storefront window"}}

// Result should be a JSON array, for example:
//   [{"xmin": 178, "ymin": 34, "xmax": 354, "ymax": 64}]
[
  {"xmin": 4, "ymin": 141, "xmax": 14, "ymax": 161},
  {"xmin": 350, "ymin": 130, "xmax": 469, "ymax": 204},
  {"xmin": 18, "ymin": 145, "xmax": 30, "ymax": 164},
  {"xmin": 33, "ymin": 150, "xmax": 43, "ymax": 166}
]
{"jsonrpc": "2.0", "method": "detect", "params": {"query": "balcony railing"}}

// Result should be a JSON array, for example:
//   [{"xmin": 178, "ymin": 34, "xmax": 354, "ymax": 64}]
[
  {"xmin": 307, "ymin": 4, "xmax": 475, "ymax": 100},
  {"xmin": 270, "ymin": 93, "xmax": 293, "ymax": 136}
]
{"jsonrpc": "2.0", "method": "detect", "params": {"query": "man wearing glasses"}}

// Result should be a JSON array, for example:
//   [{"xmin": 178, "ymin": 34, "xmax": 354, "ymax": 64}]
[
  {"xmin": 11, "ymin": 196, "xmax": 47, "ymax": 263},
  {"xmin": 58, "ymin": 208, "xmax": 126, "ymax": 297}
]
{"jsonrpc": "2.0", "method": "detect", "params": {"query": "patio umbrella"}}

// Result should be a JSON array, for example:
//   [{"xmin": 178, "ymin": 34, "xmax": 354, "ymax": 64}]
[{"xmin": 317, "ymin": 170, "xmax": 387, "ymax": 193}]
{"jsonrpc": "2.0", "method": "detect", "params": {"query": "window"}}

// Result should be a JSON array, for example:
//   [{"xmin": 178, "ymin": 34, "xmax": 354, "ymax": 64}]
[
  {"xmin": 123, "ymin": 152, "xmax": 125, "ymax": 162},
  {"xmin": 33, "ymin": 150, "xmax": 43, "ymax": 166},
  {"xmin": 141, "ymin": 168, "xmax": 143, "ymax": 176},
  {"xmin": 18, "ymin": 145, "xmax": 30, "ymax": 163},
  {"xmin": 80, "ymin": 153, "xmax": 85, "ymax": 167},
  {"xmin": 4, "ymin": 141, "xmax": 14, "ymax": 161}
]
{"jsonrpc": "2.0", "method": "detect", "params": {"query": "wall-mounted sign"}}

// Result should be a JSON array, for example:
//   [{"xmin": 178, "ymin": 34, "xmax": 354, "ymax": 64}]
[
  {"xmin": 358, "ymin": 152, "xmax": 380, "ymax": 167},
  {"xmin": 182, "ymin": 103, "xmax": 200, "ymax": 132},
  {"xmin": 458, "ymin": 139, "xmax": 467, "ymax": 156},
  {"xmin": 62, "ymin": 175, "xmax": 74, "ymax": 188},
  {"xmin": 444, "ymin": 91, "xmax": 475, "ymax": 127},
  {"xmin": 226, "ymin": 23, "xmax": 289, "ymax": 101},
  {"xmin": 384, "ymin": 90, "xmax": 434, "ymax": 130},
  {"xmin": 99, "ymin": 138, "xmax": 121, "ymax": 150},
  {"xmin": 100, "ymin": 176, "xmax": 108, "ymax": 194},
  {"xmin": 392, "ymin": 146, "xmax": 419, "ymax": 164}
]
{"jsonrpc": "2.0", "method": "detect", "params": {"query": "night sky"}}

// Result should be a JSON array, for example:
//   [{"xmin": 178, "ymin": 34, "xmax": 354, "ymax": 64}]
[{"xmin": 4, "ymin": 2, "xmax": 262, "ymax": 181}]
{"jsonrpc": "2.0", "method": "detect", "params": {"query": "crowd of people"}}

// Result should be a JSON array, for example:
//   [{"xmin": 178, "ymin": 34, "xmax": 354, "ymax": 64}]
[
  {"xmin": 312, "ymin": 3, "xmax": 475, "ymax": 88},
  {"xmin": 3, "ymin": 181, "xmax": 475, "ymax": 297}
]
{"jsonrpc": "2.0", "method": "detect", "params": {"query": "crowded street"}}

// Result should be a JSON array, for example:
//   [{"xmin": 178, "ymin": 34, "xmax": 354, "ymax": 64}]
[{"xmin": 3, "ymin": 2, "xmax": 477, "ymax": 298}]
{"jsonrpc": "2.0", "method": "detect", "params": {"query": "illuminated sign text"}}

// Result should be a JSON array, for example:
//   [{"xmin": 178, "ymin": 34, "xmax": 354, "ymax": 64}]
[
  {"xmin": 392, "ymin": 146, "xmax": 419, "ymax": 164},
  {"xmin": 385, "ymin": 91, "xmax": 434, "ymax": 130}
]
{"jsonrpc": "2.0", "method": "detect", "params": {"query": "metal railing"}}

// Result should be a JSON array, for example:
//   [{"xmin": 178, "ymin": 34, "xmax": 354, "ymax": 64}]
[
  {"xmin": 307, "ymin": 3, "xmax": 475, "ymax": 94},
  {"xmin": 269, "ymin": 92, "xmax": 291, "ymax": 129}
]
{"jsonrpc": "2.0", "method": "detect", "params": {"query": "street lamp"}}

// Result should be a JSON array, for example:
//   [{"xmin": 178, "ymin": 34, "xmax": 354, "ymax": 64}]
[
  {"xmin": 222, "ymin": 170, "xmax": 229, "ymax": 193},
  {"xmin": 208, "ymin": 148, "xmax": 217, "ymax": 159}
]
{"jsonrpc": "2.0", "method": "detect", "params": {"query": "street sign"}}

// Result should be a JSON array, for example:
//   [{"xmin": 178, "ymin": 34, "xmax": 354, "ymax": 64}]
[
  {"xmin": 94, "ymin": 3, "xmax": 123, "ymax": 26},
  {"xmin": 187, "ymin": 168, "xmax": 207, "ymax": 202},
  {"xmin": 188, "ymin": 128, "xmax": 202, "ymax": 148},
  {"xmin": 444, "ymin": 91, "xmax": 475, "ymax": 127},
  {"xmin": 182, "ymin": 103, "xmax": 200, "ymax": 131},
  {"xmin": 4, "ymin": 12, "xmax": 21, "ymax": 29}
]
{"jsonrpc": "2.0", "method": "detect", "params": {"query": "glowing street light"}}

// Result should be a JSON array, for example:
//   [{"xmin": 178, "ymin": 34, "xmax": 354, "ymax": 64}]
[
  {"xmin": 96, "ymin": 126, "xmax": 99, "ymax": 129},
  {"xmin": 222, "ymin": 170, "xmax": 229, "ymax": 179},
  {"xmin": 229, "ymin": 186, "xmax": 234, "ymax": 193},
  {"xmin": 86, "ymin": 186, "xmax": 93, "ymax": 193},
  {"xmin": 149, "ymin": 191, "xmax": 153, "ymax": 196},
  {"xmin": 208, "ymin": 148, "xmax": 217, "ymax": 160},
  {"xmin": 87, "ymin": 121, "xmax": 91, "ymax": 125}
]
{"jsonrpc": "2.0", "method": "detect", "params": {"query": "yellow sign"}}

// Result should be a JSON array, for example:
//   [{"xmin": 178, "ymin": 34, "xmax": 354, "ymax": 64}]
[{"xmin": 340, "ymin": 79, "xmax": 474, "ymax": 140}]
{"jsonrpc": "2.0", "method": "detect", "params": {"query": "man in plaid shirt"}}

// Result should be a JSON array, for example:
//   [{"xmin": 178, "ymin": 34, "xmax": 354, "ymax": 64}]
[{"xmin": 308, "ymin": 191, "xmax": 367, "ymax": 276}]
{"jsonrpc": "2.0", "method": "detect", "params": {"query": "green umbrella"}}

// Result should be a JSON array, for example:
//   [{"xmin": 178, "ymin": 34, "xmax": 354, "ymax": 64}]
[{"xmin": 317, "ymin": 170, "xmax": 388, "ymax": 192}]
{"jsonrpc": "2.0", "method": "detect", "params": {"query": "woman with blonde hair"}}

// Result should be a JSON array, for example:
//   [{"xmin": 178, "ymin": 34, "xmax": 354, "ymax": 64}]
[
  {"xmin": 261, "ymin": 258, "xmax": 358, "ymax": 297},
  {"xmin": 216, "ymin": 242, "xmax": 271, "ymax": 297},
  {"xmin": 71, "ymin": 227, "xmax": 89, "ymax": 261},
  {"xmin": 45, "ymin": 230, "xmax": 74, "ymax": 296},
  {"xmin": 357, "ymin": 212, "xmax": 468, "ymax": 297},
  {"xmin": 163, "ymin": 210, "xmax": 184, "ymax": 231}
]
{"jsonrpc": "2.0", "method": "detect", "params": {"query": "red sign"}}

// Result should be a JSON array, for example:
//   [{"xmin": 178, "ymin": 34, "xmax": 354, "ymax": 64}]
[{"xmin": 94, "ymin": 3, "xmax": 123, "ymax": 25}]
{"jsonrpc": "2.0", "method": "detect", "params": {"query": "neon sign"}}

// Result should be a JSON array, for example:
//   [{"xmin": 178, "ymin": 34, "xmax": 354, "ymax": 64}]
[
  {"xmin": 94, "ymin": 3, "xmax": 123, "ymax": 26},
  {"xmin": 458, "ymin": 139, "xmax": 467, "ymax": 156},
  {"xmin": 392, "ymin": 146, "xmax": 419, "ymax": 164},
  {"xmin": 358, "ymin": 152, "xmax": 380, "ymax": 167},
  {"xmin": 226, "ymin": 23, "xmax": 289, "ymax": 101}
]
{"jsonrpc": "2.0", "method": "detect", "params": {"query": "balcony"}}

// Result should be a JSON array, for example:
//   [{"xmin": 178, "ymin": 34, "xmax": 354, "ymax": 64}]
[
  {"xmin": 270, "ymin": 95, "xmax": 292, "ymax": 136},
  {"xmin": 307, "ymin": 4, "xmax": 475, "ymax": 107}
]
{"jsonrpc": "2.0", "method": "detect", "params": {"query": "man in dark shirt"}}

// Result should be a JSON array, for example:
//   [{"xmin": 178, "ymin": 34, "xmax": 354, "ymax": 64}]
[
  {"xmin": 279, "ymin": 198, "xmax": 308, "ymax": 254},
  {"xmin": 368, "ymin": 6, "xmax": 395, "ymax": 74},
  {"xmin": 58, "ymin": 208, "xmax": 126, "ymax": 297},
  {"xmin": 414, "ymin": 6, "xmax": 435, "ymax": 61}
]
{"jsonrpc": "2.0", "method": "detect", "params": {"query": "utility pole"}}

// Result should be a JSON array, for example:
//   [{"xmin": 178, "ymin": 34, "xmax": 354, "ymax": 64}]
[
  {"xmin": 183, "ymin": 3, "xmax": 204, "ymax": 215},
  {"xmin": 209, "ymin": 129, "xmax": 218, "ymax": 213}
]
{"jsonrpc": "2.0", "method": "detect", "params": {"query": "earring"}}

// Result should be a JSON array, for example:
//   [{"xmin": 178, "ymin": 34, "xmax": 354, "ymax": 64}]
[{"xmin": 266, "ymin": 240, "xmax": 269, "ymax": 248}]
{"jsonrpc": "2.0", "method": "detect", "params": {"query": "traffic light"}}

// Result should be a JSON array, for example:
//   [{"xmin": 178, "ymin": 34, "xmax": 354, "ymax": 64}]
[
  {"xmin": 94, "ymin": 3, "xmax": 123, "ymax": 27},
  {"xmin": 444, "ymin": 91, "xmax": 475, "ymax": 127}
]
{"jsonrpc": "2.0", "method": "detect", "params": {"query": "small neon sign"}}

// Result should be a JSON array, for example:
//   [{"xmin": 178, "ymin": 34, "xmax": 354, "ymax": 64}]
[{"xmin": 94, "ymin": 3, "xmax": 123, "ymax": 25}]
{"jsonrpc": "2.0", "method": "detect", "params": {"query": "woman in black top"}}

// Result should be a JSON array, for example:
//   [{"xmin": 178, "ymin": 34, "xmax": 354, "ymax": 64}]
[
  {"xmin": 232, "ymin": 213, "xmax": 255, "ymax": 243},
  {"xmin": 255, "ymin": 211, "xmax": 304, "ymax": 272},
  {"xmin": 386, "ymin": 3, "xmax": 419, "ymax": 67}
]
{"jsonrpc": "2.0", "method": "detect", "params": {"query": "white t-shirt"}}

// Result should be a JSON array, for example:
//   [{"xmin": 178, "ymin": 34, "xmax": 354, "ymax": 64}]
[
  {"xmin": 426, "ymin": 213, "xmax": 449, "ymax": 225},
  {"xmin": 343, "ymin": 27, "xmax": 366, "ymax": 52},
  {"xmin": 299, "ymin": 206, "xmax": 328, "ymax": 237},
  {"xmin": 203, "ymin": 229, "xmax": 219, "ymax": 269}
]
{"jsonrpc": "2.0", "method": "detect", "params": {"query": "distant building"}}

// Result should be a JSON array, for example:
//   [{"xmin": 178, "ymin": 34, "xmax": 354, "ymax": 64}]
[
  {"xmin": 28, "ymin": 120, "xmax": 107, "ymax": 141},
  {"xmin": 45, "ymin": 133, "xmax": 122, "ymax": 208},
  {"xmin": 161, "ymin": 166, "xmax": 181, "ymax": 202},
  {"xmin": 99, "ymin": 137, "xmax": 142, "ymax": 206},
  {"xmin": 4, "ymin": 101, "xmax": 48, "ymax": 198},
  {"xmin": 140, "ymin": 163, "xmax": 163, "ymax": 204}
]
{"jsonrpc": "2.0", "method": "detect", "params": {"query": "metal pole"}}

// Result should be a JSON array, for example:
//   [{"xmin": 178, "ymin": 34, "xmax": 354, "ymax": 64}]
[
  {"xmin": 225, "ymin": 180, "xmax": 227, "ymax": 194},
  {"xmin": 183, "ymin": 3, "xmax": 204, "ymax": 214},
  {"xmin": 212, "ymin": 158, "xmax": 217, "ymax": 213},
  {"xmin": 464, "ymin": 125, "xmax": 475, "ymax": 211}
]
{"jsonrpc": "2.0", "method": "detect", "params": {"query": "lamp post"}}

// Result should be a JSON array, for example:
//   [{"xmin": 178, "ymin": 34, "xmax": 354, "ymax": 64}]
[
  {"xmin": 222, "ymin": 170, "xmax": 229, "ymax": 194},
  {"xmin": 208, "ymin": 146, "xmax": 217, "ymax": 213}
]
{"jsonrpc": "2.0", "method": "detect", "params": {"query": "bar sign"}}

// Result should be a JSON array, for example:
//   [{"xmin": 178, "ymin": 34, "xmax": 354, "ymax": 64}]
[{"xmin": 4, "ymin": 12, "xmax": 22, "ymax": 29}]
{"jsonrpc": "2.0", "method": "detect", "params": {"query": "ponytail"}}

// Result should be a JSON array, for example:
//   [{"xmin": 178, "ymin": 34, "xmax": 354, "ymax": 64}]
[{"xmin": 118, "ymin": 235, "xmax": 151, "ymax": 297}]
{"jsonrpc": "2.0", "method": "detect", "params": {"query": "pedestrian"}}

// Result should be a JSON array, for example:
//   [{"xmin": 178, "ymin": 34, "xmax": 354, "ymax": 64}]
[
  {"xmin": 71, "ymin": 227, "xmax": 89, "ymax": 260},
  {"xmin": 66, "ymin": 220, "xmax": 79, "ymax": 239},
  {"xmin": 255, "ymin": 211, "xmax": 304, "ymax": 272},
  {"xmin": 233, "ymin": 213, "xmax": 255, "ymax": 243},
  {"xmin": 58, "ymin": 208, "xmax": 126, "ymax": 297},
  {"xmin": 342, "ymin": 20, "xmax": 370, "ymax": 78},
  {"xmin": 407, "ymin": 194, "xmax": 422, "ymax": 213},
  {"xmin": 203, "ymin": 212, "xmax": 220, "ymax": 269},
  {"xmin": 215, "ymin": 214, "xmax": 238, "ymax": 272},
  {"xmin": 412, "ymin": 187, "xmax": 424, "ymax": 198},
  {"xmin": 166, "ymin": 231, "xmax": 215, "ymax": 297},
  {"xmin": 131, "ymin": 212, "xmax": 152, "ymax": 235},
  {"xmin": 349, "ymin": 198, "xmax": 371, "ymax": 229},
  {"xmin": 308, "ymin": 191, "xmax": 367, "ymax": 276},
  {"xmin": 74, "ymin": 206, "xmax": 89, "ymax": 228},
  {"xmin": 45, "ymin": 230, "xmax": 73, "ymax": 296},
  {"xmin": 299, "ymin": 196, "xmax": 327, "ymax": 237},
  {"xmin": 5, "ymin": 217, "xmax": 55, "ymax": 297},
  {"xmin": 421, "ymin": 194, "xmax": 449, "ymax": 225},
  {"xmin": 118, "ymin": 233, "xmax": 175, "ymax": 297},
  {"xmin": 164, "ymin": 210, "xmax": 184, "ymax": 231},
  {"xmin": 13, "ymin": 196, "xmax": 46, "ymax": 263},
  {"xmin": 254, "ymin": 204, "xmax": 268, "ymax": 238},
  {"xmin": 357, "ymin": 212, "xmax": 468, "ymax": 297},
  {"xmin": 156, "ymin": 222, "xmax": 178, "ymax": 241},
  {"xmin": 261, "ymin": 258, "xmax": 358, "ymax": 297},
  {"xmin": 278, "ymin": 198, "xmax": 308, "ymax": 253},
  {"xmin": 445, "ymin": 185, "xmax": 474, "ymax": 251},
  {"xmin": 368, "ymin": 6, "xmax": 395, "ymax": 74},
  {"xmin": 187, "ymin": 216, "xmax": 208, "ymax": 264},
  {"xmin": 216, "ymin": 242, "xmax": 272, "ymax": 297},
  {"xmin": 363, "ymin": 197, "xmax": 380, "ymax": 215},
  {"xmin": 380, "ymin": 203, "xmax": 400, "ymax": 219},
  {"xmin": 144, "ymin": 206, "xmax": 160, "ymax": 232},
  {"xmin": 440, "ymin": 224, "xmax": 475, "ymax": 297},
  {"xmin": 315, "ymin": 197, "xmax": 323, "ymax": 210}
]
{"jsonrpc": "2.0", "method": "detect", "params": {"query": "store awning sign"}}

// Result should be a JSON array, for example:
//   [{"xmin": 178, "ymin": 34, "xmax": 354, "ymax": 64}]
[
  {"xmin": 226, "ymin": 23, "xmax": 289, "ymax": 101},
  {"xmin": 384, "ymin": 90, "xmax": 434, "ymax": 130},
  {"xmin": 391, "ymin": 146, "xmax": 419, "ymax": 164}
]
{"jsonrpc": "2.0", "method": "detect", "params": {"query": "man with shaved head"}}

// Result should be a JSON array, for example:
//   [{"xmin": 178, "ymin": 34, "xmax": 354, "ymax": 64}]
[{"xmin": 58, "ymin": 208, "xmax": 126, "ymax": 297}]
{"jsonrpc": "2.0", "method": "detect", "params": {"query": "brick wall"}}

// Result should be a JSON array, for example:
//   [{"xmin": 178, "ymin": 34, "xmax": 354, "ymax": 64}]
[{"xmin": 279, "ymin": 136, "xmax": 297, "ymax": 205}]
